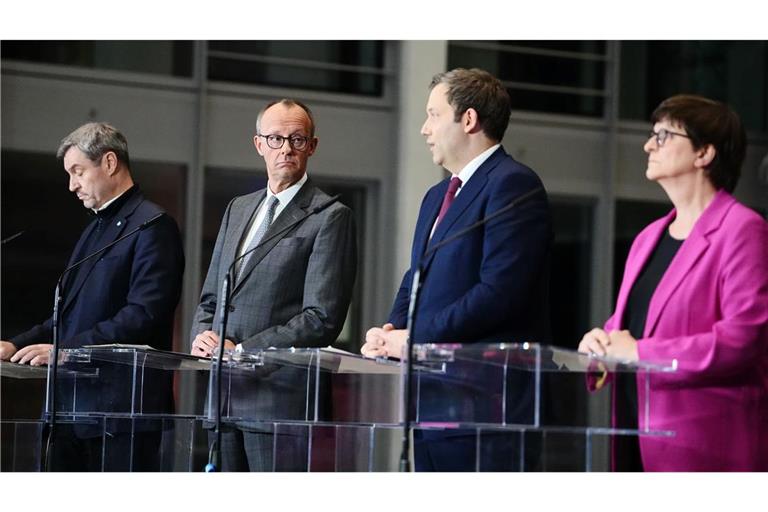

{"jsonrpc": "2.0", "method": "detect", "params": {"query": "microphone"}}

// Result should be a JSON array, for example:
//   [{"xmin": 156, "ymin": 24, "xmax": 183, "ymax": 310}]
[
  {"xmin": 43, "ymin": 211, "xmax": 164, "ymax": 471},
  {"xmin": 1, "ymin": 230, "xmax": 25, "ymax": 245},
  {"xmin": 205, "ymin": 194, "xmax": 340, "ymax": 472},
  {"xmin": 398, "ymin": 185, "xmax": 544, "ymax": 472}
]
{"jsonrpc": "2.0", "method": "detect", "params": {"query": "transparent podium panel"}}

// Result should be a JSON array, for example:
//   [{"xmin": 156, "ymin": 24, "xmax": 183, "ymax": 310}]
[
  {"xmin": 408, "ymin": 426, "xmax": 656, "ymax": 472},
  {"xmin": 0, "ymin": 421, "xmax": 45, "ymax": 471},
  {"xmin": 228, "ymin": 423, "xmax": 648, "ymax": 472},
  {"xmin": 1, "ymin": 361, "xmax": 48, "ymax": 471},
  {"xmin": 408, "ymin": 343, "xmax": 676, "ymax": 436},
  {"xmin": 1, "ymin": 361, "xmax": 47, "ymax": 420},
  {"xmin": 207, "ymin": 348, "xmax": 403, "ymax": 428},
  {"xmin": 3, "ymin": 351, "xmax": 212, "ymax": 472},
  {"xmin": 30, "ymin": 416, "xmax": 208, "ymax": 471},
  {"xmin": 52, "ymin": 346, "xmax": 211, "ymax": 418},
  {"xmin": 216, "ymin": 422, "xmax": 403, "ymax": 471}
]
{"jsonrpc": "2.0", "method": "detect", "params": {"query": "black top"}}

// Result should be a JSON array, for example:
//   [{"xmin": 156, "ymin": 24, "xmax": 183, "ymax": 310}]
[{"xmin": 615, "ymin": 228, "xmax": 684, "ymax": 471}]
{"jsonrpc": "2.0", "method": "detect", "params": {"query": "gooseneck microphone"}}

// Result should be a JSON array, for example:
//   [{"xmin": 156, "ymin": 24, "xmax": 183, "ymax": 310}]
[
  {"xmin": 398, "ymin": 186, "xmax": 544, "ymax": 472},
  {"xmin": 205, "ymin": 194, "xmax": 340, "ymax": 473},
  {"xmin": 43, "ymin": 212, "xmax": 164, "ymax": 471},
  {"xmin": 1, "ymin": 230, "xmax": 25, "ymax": 245}
]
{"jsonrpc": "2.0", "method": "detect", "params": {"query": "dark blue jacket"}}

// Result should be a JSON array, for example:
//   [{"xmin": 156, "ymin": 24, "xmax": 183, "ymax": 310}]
[
  {"xmin": 12, "ymin": 189, "xmax": 184, "ymax": 351},
  {"xmin": 389, "ymin": 146, "xmax": 551, "ymax": 345}
]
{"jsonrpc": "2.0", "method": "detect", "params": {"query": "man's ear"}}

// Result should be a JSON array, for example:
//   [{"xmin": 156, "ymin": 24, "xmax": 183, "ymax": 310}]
[
  {"xmin": 102, "ymin": 151, "xmax": 119, "ymax": 176},
  {"xmin": 305, "ymin": 137, "xmax": 318, "ymax": 157},
  {"xmin": 463, "ymin": 108, "xmax": 481, "ymax": 134},
  {"xmin": 254, "ymin": 135, "xmax": 265, "ymax": 156}
]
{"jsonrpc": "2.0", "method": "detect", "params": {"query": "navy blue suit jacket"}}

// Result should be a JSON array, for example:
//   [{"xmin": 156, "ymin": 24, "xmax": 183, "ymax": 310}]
[
  {"xmin": 388, "ymin": 146, "xmax": 551, "ymax": 345},
  {"xmin": 12, "ymin": 188, "xmax": 184, "ymax": 351},
  {"xmin": 11, "ymin": 189, "xmax": 185, "ymax": 433}
]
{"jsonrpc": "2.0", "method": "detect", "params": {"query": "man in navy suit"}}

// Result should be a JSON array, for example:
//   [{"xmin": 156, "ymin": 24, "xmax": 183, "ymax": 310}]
[
  {"xmin": 0, "ymin": 122, "xmax": 185, "ymax": 470},
  {"xmin": 362, "ymin": 68, "xmax": 551, "ymax": 471}
]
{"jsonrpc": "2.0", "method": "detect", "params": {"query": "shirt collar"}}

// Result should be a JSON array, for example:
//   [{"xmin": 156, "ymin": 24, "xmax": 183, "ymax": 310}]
[
  {"xmin": 267, "ymin": 172, "xmax": 308, "ymax": 206},
  {"xmin": 91, "ymin": 185, "xmax": 135, "ymax": 216},
  {"xmin": 455, "ymin": 143, "xmax": 500, "ymax": 185}
]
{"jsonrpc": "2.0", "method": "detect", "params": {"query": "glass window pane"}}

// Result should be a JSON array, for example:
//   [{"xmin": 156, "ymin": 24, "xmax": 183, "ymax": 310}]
[
  {"xmin": 542, "ymin": 197, "xmax": 595, "ymax": 450},
  {"xmin": 493, "ymin": 41, "xmax": 607, "ymax": 54},
  {"xmin": 450, "ymin": 44, "xmax": 605, "ymax": 89},
  {"xmin": 1, "ymin": 41, "xmax": 194, "ymax": 77},
  {"xmin": 619, "ymin": 41, "xmax": 768, "ymax": 131},
  {"xmin": 448, "ymin": 41, "xmax": 606, "ymax": 117},
  {"xmin": 207, "ymin": 41, "xmax": 385, "ymax": 96},
  {"xmin": 208, "ymin": 59, "xmax": 383, "ymax": 96},
  {"xmin": 549, "ymin": 197, "xmax": 594, "ymax": 349},
  {"xmin": 209, "ymin": 41, "xmax": 383, "ymax": 67},
  {"xmin": 506, "ymin": 88, "xmax": 603, "ymax": 117}
]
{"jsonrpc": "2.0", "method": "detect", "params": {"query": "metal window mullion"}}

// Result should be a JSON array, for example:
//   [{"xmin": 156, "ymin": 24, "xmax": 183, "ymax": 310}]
[
  {"xmin": 207, "ymin": 49, "xmax": 390, "ymax": 76},
  {"xmin": 1, "ymin": 60, "xmax": 197, "ymax": 93},
  {"xmin": 175, "ymin": 42, "xmax": 208, "ymax": 474},
  {"xmin": 450, "ymin": 40, "xmax": 608, "ymax": 62},
  {"xmin": 500, "ymin": 80, "xmax": 607, "ymax": 97},
  {"xmin": 586, "ymin": 40, "xmax": 621, "ymax": 473}
]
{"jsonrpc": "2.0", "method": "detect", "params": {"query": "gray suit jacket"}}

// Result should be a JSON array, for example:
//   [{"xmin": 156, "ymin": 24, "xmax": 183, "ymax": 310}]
[{"xmin": 191, "ymin": 178, "xmax": 357, "ymax": 427}]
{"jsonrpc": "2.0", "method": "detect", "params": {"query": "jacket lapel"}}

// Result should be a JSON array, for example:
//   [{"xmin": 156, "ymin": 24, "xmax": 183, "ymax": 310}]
[
  {"xmin": 62, "ymin": 192, "xmax": 142, "ymax": 313},
  {"xmin": 221, "ymin": 190, "xmax": 266, "ymax": 282},
  {"xmin": 421, "ymin": 147, "xmax": 502, "ymax": 273},
  {"xmin": 232, "ymin": 180, "xmax": 317, "ymax": 294},
  {"xmin": 412, "ymin": 182, "xmax": 444, "ymax": 267},
  {"xmin": 644, "ymin": 190, "xmax": 733, "ymax": 337},
  {"xmin": 62, "ymin": 219, "xmax": 99, "ymax": 292}
]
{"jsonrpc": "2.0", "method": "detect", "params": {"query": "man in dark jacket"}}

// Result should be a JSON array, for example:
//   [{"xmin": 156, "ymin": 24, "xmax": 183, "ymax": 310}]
[{"xmin": 1, "ymin": 122, "xmax": 185, "ymax": 471}]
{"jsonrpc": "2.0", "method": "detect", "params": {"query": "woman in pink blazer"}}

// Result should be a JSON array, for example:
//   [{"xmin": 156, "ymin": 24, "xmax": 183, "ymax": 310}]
[{"xmin": 579, "ymin": 95, "xmax": 768, "ymax": 471}]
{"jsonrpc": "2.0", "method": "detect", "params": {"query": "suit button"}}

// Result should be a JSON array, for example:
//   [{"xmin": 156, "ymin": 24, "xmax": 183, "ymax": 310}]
[{"xmin": 228, "ymin": 305, "xmax": 236, "ymax": 312}]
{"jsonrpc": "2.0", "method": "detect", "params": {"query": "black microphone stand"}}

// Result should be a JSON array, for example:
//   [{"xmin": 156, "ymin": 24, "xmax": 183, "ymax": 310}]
[
  {"xmin": 398, "ymin": 186, "xmax": 543, "ymax": 472},
  {"xmin": 204, "ymin": 194, "xmax": 340, "ymax": 472},
  {"xmin": 43, "ymin": 212, "xmax": 164, "ymax": 471},
  {"xmin": 205, "ymin": 269, "xmax": 233, "ymax": 473}
]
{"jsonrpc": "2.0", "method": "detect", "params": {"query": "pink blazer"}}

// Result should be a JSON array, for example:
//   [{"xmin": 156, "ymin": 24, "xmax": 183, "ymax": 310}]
[{"xmin": 605, "ymin": 190, "xmax": 768, "ymax": 471}]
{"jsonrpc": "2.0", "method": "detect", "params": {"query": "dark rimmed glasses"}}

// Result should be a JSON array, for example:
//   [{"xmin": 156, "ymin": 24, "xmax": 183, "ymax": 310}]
[
  {"xmin": 649, "ymin": 128, "xmax": 692, "ymax": 147},
  {"xmin": 257, "ymin": 133, "xmax": 311, "ymax": 151}
]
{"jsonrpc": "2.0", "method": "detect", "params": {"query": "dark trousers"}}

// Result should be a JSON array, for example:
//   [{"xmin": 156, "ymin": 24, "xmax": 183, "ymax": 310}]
[
  {"xmin": 414, "ymin": 430, "xmax": 540, "ymax": 472},
  {"xmin": 47, "ymin": 424, "xmax": 163, "ymax": 472},
  {"xmin": 211, "ymin": 427, "xmax": 309, "ymax": 472}
]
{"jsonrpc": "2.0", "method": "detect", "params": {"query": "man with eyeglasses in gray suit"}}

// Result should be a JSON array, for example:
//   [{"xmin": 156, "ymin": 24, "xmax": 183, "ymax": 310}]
[{"xmin": 190, "ymin": 99, "xmax": 357, "ymax": 471}]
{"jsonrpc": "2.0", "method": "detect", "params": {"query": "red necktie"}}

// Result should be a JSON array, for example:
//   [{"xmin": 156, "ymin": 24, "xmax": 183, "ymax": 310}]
[{"xmin": 435, "ymin": 176, "xmax": 462, "ymax": 227}]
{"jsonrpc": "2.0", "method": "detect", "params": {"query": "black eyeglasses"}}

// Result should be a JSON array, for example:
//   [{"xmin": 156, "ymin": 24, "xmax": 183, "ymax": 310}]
[
  {"xmin": 649, "ymin": 128, "xmax": 691, "ymax": 147},
  {"xmin": 257, "ymin": 134, "xmax": 311, "ymax": 151}
]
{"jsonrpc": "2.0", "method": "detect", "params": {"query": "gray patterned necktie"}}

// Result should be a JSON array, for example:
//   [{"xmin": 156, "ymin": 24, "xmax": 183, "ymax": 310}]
[{"xmin": 236, "ymin": 195, "xmax": 279, "ymax": 279}]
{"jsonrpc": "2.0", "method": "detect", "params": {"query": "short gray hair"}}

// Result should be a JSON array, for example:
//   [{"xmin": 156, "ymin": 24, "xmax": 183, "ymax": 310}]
[
  {"xmin": 256, "ymin": 99, "xmax": 316, "ymax": 138},
  {"xmin": 56, "ymin": 122, "xmax": 131, "ymax": 169}
]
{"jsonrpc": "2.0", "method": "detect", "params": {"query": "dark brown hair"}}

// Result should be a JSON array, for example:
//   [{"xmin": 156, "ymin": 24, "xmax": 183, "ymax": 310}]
[
  {"xmin": 430, "ymin": 68, "xmax": 511, "ymax": 142},
  {"xmin": 651, "ymin": 94, "xmax": 746, "ymax": 193}
]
